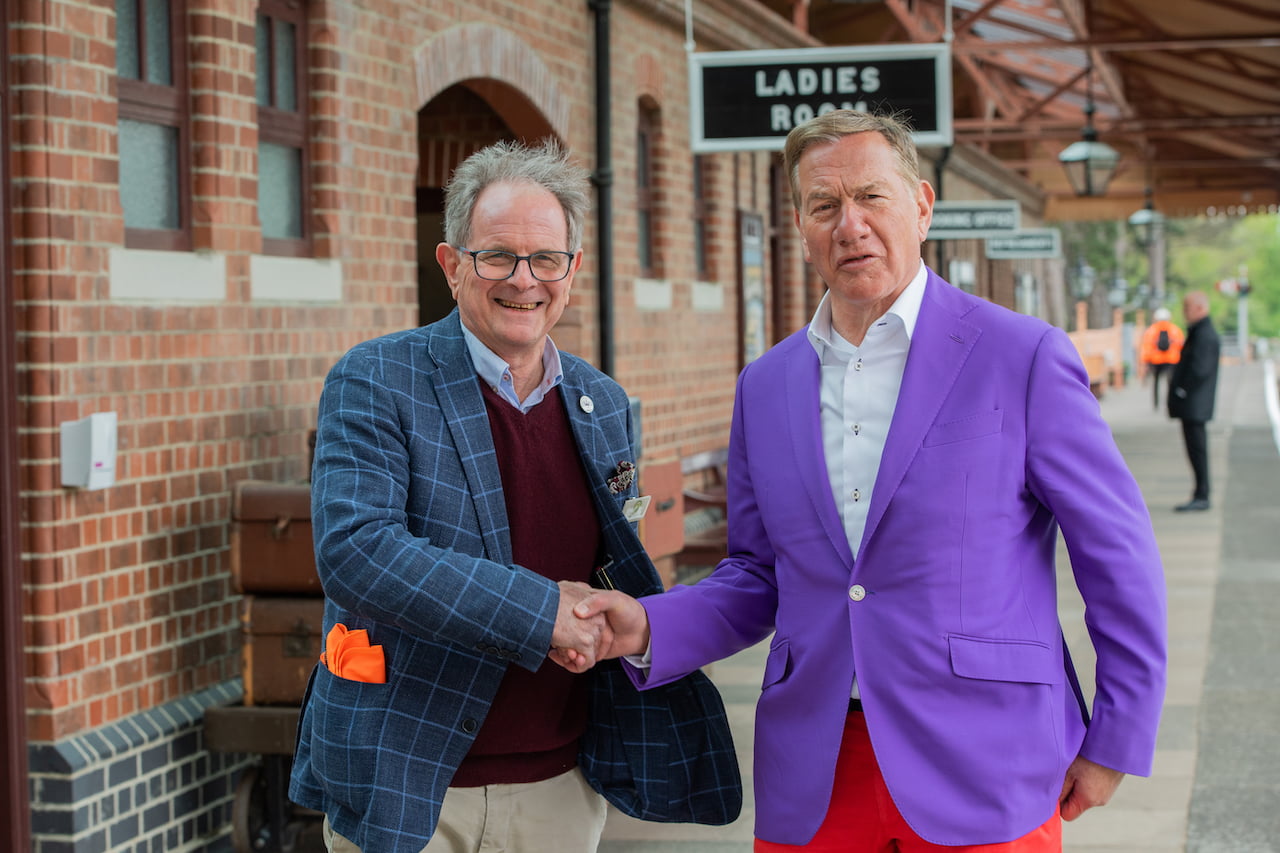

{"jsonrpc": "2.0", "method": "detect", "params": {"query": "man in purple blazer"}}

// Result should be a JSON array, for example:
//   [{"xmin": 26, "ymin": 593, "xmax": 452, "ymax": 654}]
[{"xmin": 577, "ymin": 111, "xmax": 1167, "ymax": 850}]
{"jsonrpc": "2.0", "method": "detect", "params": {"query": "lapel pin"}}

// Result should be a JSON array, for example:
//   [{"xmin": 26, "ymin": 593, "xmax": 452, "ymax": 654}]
[
  {"xmin": 607, "ymin": 460, "xmax": 636, "ymax": 494},
  {"xmin": 579, "ymin": 395, "xmax": 594, "ymax": 413}
]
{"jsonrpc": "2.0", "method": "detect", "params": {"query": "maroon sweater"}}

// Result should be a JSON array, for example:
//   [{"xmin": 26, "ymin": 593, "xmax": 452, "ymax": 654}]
[{"xmin": 451, "ymin": 383, "xmax": 602, "ymax": 786}]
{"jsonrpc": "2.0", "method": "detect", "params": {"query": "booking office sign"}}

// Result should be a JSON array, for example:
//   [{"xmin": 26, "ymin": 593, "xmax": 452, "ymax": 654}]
[{"xmin": 690, "ymin": 44, "xmax": 953, "ymax": 153}]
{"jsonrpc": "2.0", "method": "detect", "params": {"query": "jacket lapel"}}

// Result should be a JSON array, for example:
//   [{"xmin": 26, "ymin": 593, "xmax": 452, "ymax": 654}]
[
  {"xmin": 784, "ymin": 341, "xmax": 856, "ymax": 569},
  {"xmin": 559, "ymin": 366, "xmax": 661, "ymax": 596},
  {"xmin": 859, "ymin": 275, "xmax": 980, "ymax": 555},
  {"xmin": 426, "ymin": 311, "xmax": 513, "ymax": 565},
  {"xmin": 559, "ymin": 370, "xmax": 607, "ymax": 470}
]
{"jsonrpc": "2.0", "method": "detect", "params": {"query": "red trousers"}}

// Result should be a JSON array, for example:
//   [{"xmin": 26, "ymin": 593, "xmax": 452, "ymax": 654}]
[{"xmin": 755, "ymin": 711, "xmax": 1061, "ymax": 852}]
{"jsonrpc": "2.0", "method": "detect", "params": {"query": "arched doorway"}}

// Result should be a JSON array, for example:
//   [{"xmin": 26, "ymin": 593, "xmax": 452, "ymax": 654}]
[
  {"xmin": 411, "ymin": 23, "xmax": 570, "ymax": 329},
  {"xmin": 415, "ymin": 84, "xmax": 519, "ymax": 326},
  {"xmin": 415, "ymin": 80, "xmax": 560, "ymax": 327}
]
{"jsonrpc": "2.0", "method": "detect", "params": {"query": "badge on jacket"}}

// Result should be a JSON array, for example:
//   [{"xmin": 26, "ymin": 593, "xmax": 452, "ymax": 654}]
[{"xmin": 623, "ymin": 495, "xmax": 651, "ymax": 522}]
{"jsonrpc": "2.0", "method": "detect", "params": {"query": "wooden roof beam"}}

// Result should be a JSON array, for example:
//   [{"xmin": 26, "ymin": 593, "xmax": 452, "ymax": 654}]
[
  {"xmin": 884, "ymin": 0, "xmax": 1022, "ymax": 120},
  {"xmin": 1014, "ymin": 67, "xmax": 1087, "ymax": 123},
  {"xmin": 952, "ymin": 34, "xmax": 1280, "ymax": 53},
  {"xmin": 951, "ymin": 0, "xmax": 1007, "ymax": 38},
  {"xmin": 1052, "ymin": 0, "xmax": 1130, "ymax": 114}
]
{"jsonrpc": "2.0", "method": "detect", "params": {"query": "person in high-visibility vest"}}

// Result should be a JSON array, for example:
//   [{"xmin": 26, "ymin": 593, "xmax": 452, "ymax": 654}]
[{"xmin": 1140, "ymin": 307, "xmax": 1184, "ymax": 410}]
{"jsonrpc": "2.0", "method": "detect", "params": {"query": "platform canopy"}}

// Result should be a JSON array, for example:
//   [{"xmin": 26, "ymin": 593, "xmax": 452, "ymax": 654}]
[{"xmin": 751, "ymin": 0, "xmax": 1279, "ymax": 221}]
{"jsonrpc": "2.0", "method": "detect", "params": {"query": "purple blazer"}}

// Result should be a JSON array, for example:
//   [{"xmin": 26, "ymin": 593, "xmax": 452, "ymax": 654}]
[{"xmin": 639, "ymin": 270, "xmax": 1167, "ymax": 846}]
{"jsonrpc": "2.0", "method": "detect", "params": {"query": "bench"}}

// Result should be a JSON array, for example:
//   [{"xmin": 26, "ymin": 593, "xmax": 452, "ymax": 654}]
[
  {"xmin": 674, "ymin": 447, "xmax": 729, "ymax": 576},
  {"xmin": 1080, "ymin": 353, "xmax": 1107, "ymax": 399}
]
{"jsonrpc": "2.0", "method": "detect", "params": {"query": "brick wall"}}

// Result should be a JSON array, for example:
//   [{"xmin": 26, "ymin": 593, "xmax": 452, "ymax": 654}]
[
  {"xmin": 16, "ymin": 0, "xmax": 418, "ymax": 749},
  {"xmin": 14, "ymin": 0, "xmax": 422, "ymax": 848},
  {"xmin": 607, "ymin": 2, "xmax": 750, "ymax": 464}
]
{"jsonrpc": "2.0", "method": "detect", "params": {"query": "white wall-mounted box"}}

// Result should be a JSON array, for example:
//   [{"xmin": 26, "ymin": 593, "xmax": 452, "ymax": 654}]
[{"xmin": 60, "ymin": 412, "xmax": 118, "ymax": 490}]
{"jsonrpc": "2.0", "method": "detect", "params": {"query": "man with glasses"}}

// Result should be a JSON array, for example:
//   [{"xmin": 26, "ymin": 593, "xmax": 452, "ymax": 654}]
[{"xmin": 289, "ymin": 140, "xmax": 715, "ymax": 852}]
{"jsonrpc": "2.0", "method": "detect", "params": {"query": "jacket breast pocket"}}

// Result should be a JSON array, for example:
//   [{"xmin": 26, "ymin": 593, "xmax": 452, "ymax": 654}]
[
  {"xmin": 948, "ymin": 634, "xmax": 1058, "ymax": 685},
  {"xmin": 923, "ymin": 409, "xmax": 1004, "ymax": 447}
]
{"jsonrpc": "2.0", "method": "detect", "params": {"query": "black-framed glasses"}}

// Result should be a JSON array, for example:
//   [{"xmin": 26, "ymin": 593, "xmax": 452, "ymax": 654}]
[{"xmin": 455, "ymin": 247, "xmax": 575, "ymax": 282}]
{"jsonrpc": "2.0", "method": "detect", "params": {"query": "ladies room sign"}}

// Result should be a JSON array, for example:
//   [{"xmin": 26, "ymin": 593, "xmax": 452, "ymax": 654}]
[{"xmin": 690, "ymin": 44, "xmax": 952, "ymax": 152}]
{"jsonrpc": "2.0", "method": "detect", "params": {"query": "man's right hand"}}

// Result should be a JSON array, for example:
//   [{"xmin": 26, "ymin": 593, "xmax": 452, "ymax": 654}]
[
  {"xmin": 573, "ymin": 590, "xmax": 651, "ymax": 660},
  {"xmin": 549, "ymin": 581, "xmax": 610, "ymax": 673}
]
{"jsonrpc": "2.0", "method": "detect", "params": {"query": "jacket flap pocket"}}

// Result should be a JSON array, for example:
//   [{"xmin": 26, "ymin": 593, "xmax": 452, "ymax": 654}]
[
  {"xmin": 948, "ymin": 634, "xmax": 1056, "ymax": 685},
  {"xmin": 923, "ymin": 409, "xmax": 1003, "ymax": 447},
  {"xmin": 761, "ymin": 640, "xmax": 791, "ymax": 690}
]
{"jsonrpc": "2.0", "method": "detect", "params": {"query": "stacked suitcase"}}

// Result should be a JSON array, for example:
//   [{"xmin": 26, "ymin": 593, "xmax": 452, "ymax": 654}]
[{"xmin": 230, "ymin": 481, "xmax": 324, "ymax": 706}]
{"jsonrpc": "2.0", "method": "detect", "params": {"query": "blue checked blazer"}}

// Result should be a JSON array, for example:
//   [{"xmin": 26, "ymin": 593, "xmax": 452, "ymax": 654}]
[{"xmin": 288, "ymin": 310, "xmax": 740, "ymax": 852}]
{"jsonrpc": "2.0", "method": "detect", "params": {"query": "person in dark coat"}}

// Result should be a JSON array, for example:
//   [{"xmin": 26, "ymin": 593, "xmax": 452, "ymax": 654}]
[{"xmin": 1167, "ymin": 290, "xmax": 1220, "ymax": 511}]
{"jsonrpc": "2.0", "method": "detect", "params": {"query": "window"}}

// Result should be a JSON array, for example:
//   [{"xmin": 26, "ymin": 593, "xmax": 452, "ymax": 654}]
[
  {"xmin": 116, "ymin": 0, "xmax": 190, "ymax": 251},
  {"xmin": 693, "ymin": 155, "xmax": 710, "ymax": 279},
  {"xmin": 256, "ymin": 0, "xmax": 309, "ymax": 256},
  {"xmin": 636, "ymin": 106, "xmax": 656, "ymax": 277}
]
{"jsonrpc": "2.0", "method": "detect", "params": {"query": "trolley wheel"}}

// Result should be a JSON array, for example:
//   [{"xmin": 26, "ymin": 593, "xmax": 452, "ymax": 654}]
[{"xmin": 232, "ymin": 766, "xmax": 267, "ymax": 853}]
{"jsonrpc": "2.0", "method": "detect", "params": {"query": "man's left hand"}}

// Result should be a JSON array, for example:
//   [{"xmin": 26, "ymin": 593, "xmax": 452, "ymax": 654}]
[{"xmin": 1059, "ymin": 756, "xmax": 1125, "ymax": 821}]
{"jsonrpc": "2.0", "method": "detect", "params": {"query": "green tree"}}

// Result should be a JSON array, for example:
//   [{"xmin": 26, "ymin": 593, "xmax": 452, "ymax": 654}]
[{"xmin": 1166, "ymin": 213, "xmax": 1279, "ymax": 339}]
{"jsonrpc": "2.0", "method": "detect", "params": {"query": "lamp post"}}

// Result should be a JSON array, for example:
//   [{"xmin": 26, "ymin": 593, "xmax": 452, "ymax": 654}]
[
  {"xmin": 1072, "ymin": 262, "xmax": 1097, "ymax": 330},
  {"xmin": 1128, "ymin": 195, "xmax": 1167, "ymax": 311},
  {"xmin": 1237, "ymin": 265, "xmax": 1251, "ymax": 361},
  {"xmin": 1073, "ymin": 262, "xmax": 1097, "ymax": 302},
  {"xmin": 1108, "ymin": 276, "xmax": 1128, "ymax": 309}
]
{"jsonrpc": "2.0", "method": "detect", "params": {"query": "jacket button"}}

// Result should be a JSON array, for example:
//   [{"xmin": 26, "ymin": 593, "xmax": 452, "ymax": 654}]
[
  {"xmin": 462, "ymin": 718, "xmax": 478, "ymax": 733},
  {"xmin": 849, "ymin": 584, "xmax": 866, "ymax": 601}
]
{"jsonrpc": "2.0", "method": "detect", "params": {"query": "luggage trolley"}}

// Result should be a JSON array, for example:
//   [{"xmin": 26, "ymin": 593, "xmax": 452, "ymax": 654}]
[
  {"xmin": 205, "ymin": 704, "xmax": 320, "ymax": 852},
  {"xmin": 208, "ymin": 480, "xmax": 325, "ymax": 852}
]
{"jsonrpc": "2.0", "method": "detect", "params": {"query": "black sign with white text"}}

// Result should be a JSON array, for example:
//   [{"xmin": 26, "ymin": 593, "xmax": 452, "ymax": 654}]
[{"xmin": 691, "ymin": 45, "xmax": 952, "ymax": 152}]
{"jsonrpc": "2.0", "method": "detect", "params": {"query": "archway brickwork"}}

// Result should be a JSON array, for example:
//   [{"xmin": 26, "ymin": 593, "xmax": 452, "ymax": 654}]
[{"xmin": 414, "ymin": 24, "xmax": 571, "ymax": 143}]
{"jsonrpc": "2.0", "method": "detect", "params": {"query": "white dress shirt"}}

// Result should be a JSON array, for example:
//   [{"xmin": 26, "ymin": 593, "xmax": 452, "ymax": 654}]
[{"xmin": 805, "ymin": 261, "xmax": 927, "ymax": 559}]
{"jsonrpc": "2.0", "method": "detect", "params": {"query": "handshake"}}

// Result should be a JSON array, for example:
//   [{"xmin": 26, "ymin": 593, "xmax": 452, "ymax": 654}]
[{"xmin": 548, "ymin": 580, "xmax": 651, "ymax": 673}]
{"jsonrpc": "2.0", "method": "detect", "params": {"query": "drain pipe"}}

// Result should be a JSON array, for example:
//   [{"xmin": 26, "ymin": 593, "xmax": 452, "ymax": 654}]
[{"xmin": 588, "ymin": 0, "xmax": 615, "ymax": 377}]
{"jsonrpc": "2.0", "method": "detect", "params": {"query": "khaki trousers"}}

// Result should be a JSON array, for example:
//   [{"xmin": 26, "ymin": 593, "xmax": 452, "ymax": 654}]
[{"xmin": 323, "ymin": 767, "xmax": 609, "ymax": 853}]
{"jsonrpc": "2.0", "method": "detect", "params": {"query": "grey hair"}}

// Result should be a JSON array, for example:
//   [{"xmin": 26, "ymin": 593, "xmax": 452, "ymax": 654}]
[
  {"xmin": 782, "ymin": 110, "xmax": 921, "ymax": 209},
  {"xmin": 442, "ymin": 139, "xmax": 591, "ymax": 252}
]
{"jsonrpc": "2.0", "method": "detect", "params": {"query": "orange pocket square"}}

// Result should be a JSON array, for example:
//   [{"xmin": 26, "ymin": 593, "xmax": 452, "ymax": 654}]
[{"xmin": 323, "ymin": 623, "xmax": 387, "ymax": 684}]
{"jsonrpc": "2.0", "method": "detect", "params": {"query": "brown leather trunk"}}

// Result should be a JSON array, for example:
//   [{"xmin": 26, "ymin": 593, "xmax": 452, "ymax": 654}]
[
  {"xmin": 231, "ymin": 480, "xmax": 320, "ymax": 594},
  {"xmin": 240, "ymin": 596, "xmax": 324, "ymax": 706}
]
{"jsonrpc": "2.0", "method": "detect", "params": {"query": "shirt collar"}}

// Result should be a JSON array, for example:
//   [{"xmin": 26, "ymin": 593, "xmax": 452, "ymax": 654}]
[
  {"xmin": 807, "ymin": 260, "xmax": 928, "ymax": 356},
  {"xmin": 459, "ymin": 321, "xmax": 564, "ymax": 406}
]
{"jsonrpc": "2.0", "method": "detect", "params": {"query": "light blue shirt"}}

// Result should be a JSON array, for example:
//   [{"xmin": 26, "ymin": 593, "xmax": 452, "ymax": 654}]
[{"xmin": 460, "ymin": 322, "xmax": 564, "ymax": 412}]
